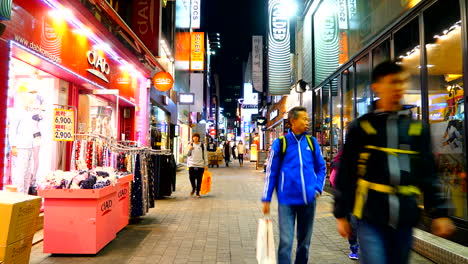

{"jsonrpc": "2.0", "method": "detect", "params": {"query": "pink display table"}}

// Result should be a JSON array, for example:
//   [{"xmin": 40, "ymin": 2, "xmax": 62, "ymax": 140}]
[
  {"xmin": 115, "ymin": 174, "xmax": 134, "ymax": 232},
  {"xmin": 38, "ymin": 186, "xmax": 117, "ymax": 254}
]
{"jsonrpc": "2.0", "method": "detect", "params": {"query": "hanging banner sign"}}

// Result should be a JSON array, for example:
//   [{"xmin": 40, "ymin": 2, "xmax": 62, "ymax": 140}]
[{"xmin": 53, "ymin": 109, "xmax": 74, "ymax": 141}]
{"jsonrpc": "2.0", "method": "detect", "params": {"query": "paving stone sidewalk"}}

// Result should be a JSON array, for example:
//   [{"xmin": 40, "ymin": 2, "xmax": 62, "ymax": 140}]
[{"xmin": 30, "ymin": 161, "xmax": 433, "ymax": 264}]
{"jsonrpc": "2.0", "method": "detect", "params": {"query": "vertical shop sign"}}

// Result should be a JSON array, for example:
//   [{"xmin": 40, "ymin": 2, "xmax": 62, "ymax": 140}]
[
  {"xmin": 338, "ymin": 0, "xmax": 349, "ymax": 65},
  {"xmin": 53, "ymin": 109, "xmax": 74, "ymax": 141},
  {"xmin": 132, "ymin": 0, "xmax": 161, "ymax": 56},
  {"xmin": 314, "ymin": 0, "xmax": 340, "ymax": 85},
  {"xmin": 252, "ymin": 36, "xmax": 263, "ymax": 92},
  {"xmin": 268, "ymin": 0, "xmax": 291, "ymax": 95},
  {"xmin": 191, "ymin": 0, "xmax": 201, "ymax": 29},
  {"xmin": 191, "ymin": 32, "xmax": 204, "ymax": 71}
]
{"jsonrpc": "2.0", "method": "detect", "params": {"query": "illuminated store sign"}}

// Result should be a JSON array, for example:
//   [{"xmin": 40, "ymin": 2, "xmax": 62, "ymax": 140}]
[
  {"xmin": 191, "ymin": 0, "xmax": 201, "ymax": 29},
  {"xmin": 191, "ymin": 32, "xmax": 204, "ymax": 70},
  {"xmin": 268, "ymin": 0, "xmax": 291, "ymax": 95},
  {"xmin": 87, "ymin": 50, "xmax": 110, "ymax": 83},
  {"xmin": 179, "ymin": 93, "xmax": 195, "ymax": 104}
]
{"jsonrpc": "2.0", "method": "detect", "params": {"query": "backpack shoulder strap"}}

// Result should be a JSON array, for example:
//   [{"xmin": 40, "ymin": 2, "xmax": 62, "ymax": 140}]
[
  {"xmin": 279, "ymin": 136, "xmax": 287, "ymax": 155},
  {"xmin": 305, "ymin": 135, "xmax": 314, "ymax": 152}
]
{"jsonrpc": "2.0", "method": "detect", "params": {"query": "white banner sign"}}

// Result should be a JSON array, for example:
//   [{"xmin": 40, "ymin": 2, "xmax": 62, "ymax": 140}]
[{"xmin": 252, "ymin": 36, "xmax": 263, "ymax": 92}]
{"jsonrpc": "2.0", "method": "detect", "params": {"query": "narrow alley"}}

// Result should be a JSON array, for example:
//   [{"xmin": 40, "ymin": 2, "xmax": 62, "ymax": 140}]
[{"xmin": 30, "ymin": 162, "xmax": 433, "ymax": 264}]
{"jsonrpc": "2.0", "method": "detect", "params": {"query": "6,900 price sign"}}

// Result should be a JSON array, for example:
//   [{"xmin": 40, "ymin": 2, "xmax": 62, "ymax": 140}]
[{"xmin": 53, "ymin": 109, "xmax": 74, "ymax": 141}]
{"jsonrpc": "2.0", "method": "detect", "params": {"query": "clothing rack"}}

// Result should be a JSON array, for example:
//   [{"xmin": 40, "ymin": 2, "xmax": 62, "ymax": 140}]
[{"xmin": 75, "ymin": 133, "xmax": 172, "ymax": 156}]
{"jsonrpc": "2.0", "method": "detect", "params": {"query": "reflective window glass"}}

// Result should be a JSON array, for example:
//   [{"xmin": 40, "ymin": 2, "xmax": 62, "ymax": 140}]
[
  {"xmin": 331, "ymin": 78, "xmax": 341, "ymax": 157},
  {"xmin": 424, "ymin": 0, "xmax": 466, "ymax": 220},
  {"xmin": 356, "ymin": 55, "xmax": 371, "ymax": 117},
  {"xmin": 342, "ymin": 67, "xmax": 355, "ymax": 142},
  {"xmin": 394, "ymin": 18, "xmax": 422, "ymax": 120},
  {"xmin": 322, "ymin": 84, "xmax": 331, "ymax": 161}
]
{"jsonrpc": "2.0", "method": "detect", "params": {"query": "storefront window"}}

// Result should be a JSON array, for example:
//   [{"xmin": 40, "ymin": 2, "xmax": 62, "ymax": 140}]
[
  {"xmin": 395, "ymin": 18, "xmax": 422, "ymax": 120},
  {"xmin": 342, "ymin": 67, "xmax": 355, "ymax": 138},
  {"xmin": 331, "ymin": 78, "xmax": 341, "ymax": 158},
  {"xmin": 348, "ymin": 0, "xmax": 422, "ymax": 56},
  {"xmin": 322, "ymin": 84, "xmax": 331, "ymax": 161},
  {"xmin": 150, "ymin": 105, "xmax": 170, "ymax": 150},
  {"xmin": 424, "ymin": 0, "xmax": 466, "ymax": 220},
  {"xmin": 372, "ymin": 39, "xmax": 390, "ymax": 67},
  {"xmin": 356, "ymin": 55, "xmax": 371, "ymax": 117},
  {"xmin": 314, "ymin": 88, "xmax": 322, "ymax": 144},
  {"xmin": 5, "ymin": 58, "xmax": 68, "ymax": 194}
]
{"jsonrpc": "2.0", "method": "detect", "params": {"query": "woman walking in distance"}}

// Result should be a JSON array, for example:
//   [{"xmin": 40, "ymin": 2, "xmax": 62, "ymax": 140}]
[{"xmin": 237, "ymin": 141, "xmax": 245, "ymax": 166}]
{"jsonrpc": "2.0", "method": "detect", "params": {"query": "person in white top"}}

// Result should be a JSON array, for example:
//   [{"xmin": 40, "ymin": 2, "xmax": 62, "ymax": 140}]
[
  {"xmin": 237, "ymin": 141, "xmax": 246, "ymax": 166},
  {"xmin": 187, "ymin": 133, "xmax": 208, "ymax": 197}
]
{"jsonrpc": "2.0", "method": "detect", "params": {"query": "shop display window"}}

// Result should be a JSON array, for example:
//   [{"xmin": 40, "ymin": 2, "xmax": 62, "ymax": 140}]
[
  {"xmin": 78, "ymin": 95, "xmax": 116, "ymax": 139},
  {"xmin": 321, "ymin": 84, "xmax": 331, "ymax": 162},
  {"xmin": 356, "ymin": 55, "xmax": 371, "ymax": 117},
  {"xmin": 372, "ymin": 39, "xmax": 390, "ymax": 69},
  {"xmin": 314, "ymin": 89, "xmax": 322, "ymax": 144},
  {"xmin": 424, "ymin": 0, "xmax": 466, "ymax": 220},
  {"xmin": 395, "ymin": 18, "xmax": 422, "ymax": 120},
  {"xmin": 331, "ymin": 78, "xmax": 341, "ymax": 159},
  {"xmin": 342, "ymin": 67, "xmax": 355, "ymax": 140},
  {"xmin": 4, "ymin": 58, "xmax": 68, "ymax": 193}
]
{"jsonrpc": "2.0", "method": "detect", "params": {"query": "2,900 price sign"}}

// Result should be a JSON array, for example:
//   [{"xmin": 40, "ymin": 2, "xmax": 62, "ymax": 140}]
[{"xmin": 53, "ymin": 109, "xmax": 75, "ymax": 141}]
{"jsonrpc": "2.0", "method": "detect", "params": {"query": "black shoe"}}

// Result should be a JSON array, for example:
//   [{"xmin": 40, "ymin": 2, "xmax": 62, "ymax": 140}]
[
  {"xmin": 190, "ymin": 190, "xmax": 195, "ymax": 196},
  {"xmin": 196, "ymin": 193, "xmax": 201, "ymax": 198}
]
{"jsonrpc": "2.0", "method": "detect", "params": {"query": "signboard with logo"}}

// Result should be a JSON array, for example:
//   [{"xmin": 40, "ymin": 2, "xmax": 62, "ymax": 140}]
[
  {"xmin": 191, "ymin": 32, "xmax": 204, "ymax": 71},
  {"xmin": 131, "ymin": 0, "xmax": 161, "ymax": 56},
  {"xmin": 191, "ymin": 0, "xmax": 201, "ymax": 29},
  {"xmin": 314, "ymin": 0, "xmax": 340, "ymax": 86},
  {"xmin": 53, "ymin": 109, "xmax": 74, "ymax": 141},
  {"xmin": 268, "ymin": 0, "xmax": 291, "ymax": 95},
  {"xmin": 87, "ymin": 50, "xmax": 111, "ymax": 83},
  {"xmin": 152, "ymin": 71, "xmax": 174, "ymax": 91},
  {"xmin": 5, "ymin": 1, "xmax": 139, "ymax": 101}
]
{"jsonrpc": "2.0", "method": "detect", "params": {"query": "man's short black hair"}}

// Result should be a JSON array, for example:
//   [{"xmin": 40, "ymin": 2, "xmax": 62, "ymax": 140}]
[
  {"xmin": 288, "ymin": 106, "xmax": 307, "ymax": 121},
  {"xmin": 372, "ymin": 61, "xmax": 404, "ymax": 83}
]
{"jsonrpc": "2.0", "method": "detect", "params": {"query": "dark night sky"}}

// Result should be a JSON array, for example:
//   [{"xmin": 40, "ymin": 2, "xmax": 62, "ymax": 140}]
[{"xmin": 202, "ymin": 0, "xmax": 265, "ymax": 115}]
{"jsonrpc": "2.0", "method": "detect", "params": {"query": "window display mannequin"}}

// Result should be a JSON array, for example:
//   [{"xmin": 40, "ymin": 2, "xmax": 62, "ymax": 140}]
[{"xmin": 9, "ymin": 83, "xmax": 36, "ymax": 194}]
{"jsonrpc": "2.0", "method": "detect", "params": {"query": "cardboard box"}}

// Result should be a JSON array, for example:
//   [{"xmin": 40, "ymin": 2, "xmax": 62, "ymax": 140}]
[
  {"xmin": 0, "ymin": 235, "xmax": 34, "ymax": 264},
  {"xmin": 0, "ymin": 192, "xmax": 42, "ymax": 247}
]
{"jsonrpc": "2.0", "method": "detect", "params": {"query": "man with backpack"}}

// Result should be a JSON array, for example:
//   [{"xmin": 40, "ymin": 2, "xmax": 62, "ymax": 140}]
[
  {"xmin": 262, "ymin": 106, "xmax": 326, "ymax": 264},
  {"xmin": 187, "ymin": 133, "xmax": 208, "ymax": 198}
]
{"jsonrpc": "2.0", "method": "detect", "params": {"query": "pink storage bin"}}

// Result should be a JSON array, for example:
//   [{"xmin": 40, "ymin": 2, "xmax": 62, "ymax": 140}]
[
  {"xmin": 38, "ymin": 186, "xmax": 117, "ymax": 254},
  {"xmin": 115, "ymin": 174, "xmax": 133, "ymax": 232}
]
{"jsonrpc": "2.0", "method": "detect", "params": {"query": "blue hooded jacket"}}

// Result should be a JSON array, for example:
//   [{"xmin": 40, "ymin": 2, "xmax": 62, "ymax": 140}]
[{"xmin": 262, "ymin": 131, "xmax": 326, "ymax": 205}]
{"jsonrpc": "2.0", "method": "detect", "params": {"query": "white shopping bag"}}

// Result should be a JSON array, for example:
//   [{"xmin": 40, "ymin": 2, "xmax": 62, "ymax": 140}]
[{"xmin": 256, "ymin": 218, "xmax": 277, "ymax": 264}]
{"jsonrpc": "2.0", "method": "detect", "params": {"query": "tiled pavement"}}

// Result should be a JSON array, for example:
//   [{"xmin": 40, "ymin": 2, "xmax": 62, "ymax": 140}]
[{"xmin": 30, "ymin": 161, "xmax": 434, "ymax": 264}]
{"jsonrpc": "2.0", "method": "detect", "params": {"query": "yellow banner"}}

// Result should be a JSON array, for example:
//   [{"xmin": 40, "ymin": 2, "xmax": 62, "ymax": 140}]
[{"xmin": 53, "ymin": 109, "xmax": 74, "ymax": 141}]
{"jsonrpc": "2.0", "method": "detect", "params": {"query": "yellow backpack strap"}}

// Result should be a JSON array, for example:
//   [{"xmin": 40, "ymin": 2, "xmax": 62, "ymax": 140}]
[
  {"xmin": 408, "ymin": 122, "xmax": 422, "ymax": 136},
  {"xmin": 279, "ymin": 136, "xmax": 287, "ymax": 155},
  {"xmin": 360, "ymin": 120, "xmax": 377, "ymax": 135},
  {"xmin": 306, "ymin": 135, "xmax": 314, "ymax": 152}
]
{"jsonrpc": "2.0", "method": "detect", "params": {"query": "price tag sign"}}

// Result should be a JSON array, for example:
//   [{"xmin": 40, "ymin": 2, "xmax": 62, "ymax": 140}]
[{"xmin": 53, "ymin": 109, "xmax": 74, "ymax": 141}]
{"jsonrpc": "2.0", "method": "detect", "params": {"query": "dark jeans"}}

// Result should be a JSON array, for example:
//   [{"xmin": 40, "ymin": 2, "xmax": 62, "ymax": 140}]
[
  {"xmin": 278, "ymin": 201, "xmax": 316, "ymax": 264},
  {"xmin": 188, "ymin": 167, "xmax": 204, "ymax": 195},
  {"xmin": 348, "ymin": 214, "xmax": 358, "ymax": 247},
  {"xmin": 358, "ymin": 220, "xmax": 413, "ymax": 264},
  {"xmin": 238, "ymin": 154, "xmax": 244, "ymax": 165}
]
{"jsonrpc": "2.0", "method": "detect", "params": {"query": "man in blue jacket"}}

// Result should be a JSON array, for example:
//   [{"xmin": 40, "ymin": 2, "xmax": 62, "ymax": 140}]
[{"xmin": 262, "ymin": 106, "xmax": 326, "ymax": 264}]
